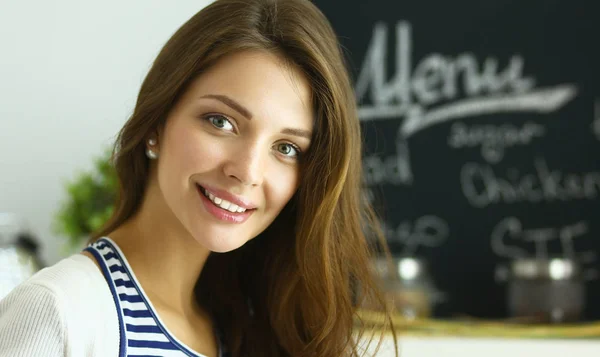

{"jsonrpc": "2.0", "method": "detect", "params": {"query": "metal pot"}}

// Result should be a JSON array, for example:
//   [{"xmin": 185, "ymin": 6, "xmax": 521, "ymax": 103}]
[{"xmin": 497, "ymin": 257, "xmax": 586, "ymax": 323}]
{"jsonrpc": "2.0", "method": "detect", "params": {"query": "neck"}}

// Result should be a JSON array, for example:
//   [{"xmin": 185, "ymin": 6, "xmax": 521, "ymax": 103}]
[{"xmin": 107, "ymin": 183, "xmax": 210, "ymax": 316}]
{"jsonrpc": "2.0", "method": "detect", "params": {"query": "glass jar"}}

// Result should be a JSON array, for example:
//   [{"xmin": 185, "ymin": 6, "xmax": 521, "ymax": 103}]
[{"xmin": 369, "ymin": 256, "xmax": 437, "ymax": 319}]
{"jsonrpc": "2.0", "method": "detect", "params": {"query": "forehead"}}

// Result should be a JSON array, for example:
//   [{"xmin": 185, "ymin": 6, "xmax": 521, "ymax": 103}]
[{"xmin": 183, "ymin": 50, "xmax": 313, "ymax": 129}]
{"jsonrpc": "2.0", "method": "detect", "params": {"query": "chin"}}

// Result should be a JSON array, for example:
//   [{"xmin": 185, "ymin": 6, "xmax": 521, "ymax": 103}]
[{"xmin": 196, "ymin": 234, "xmax": 249, "ymax": 253}]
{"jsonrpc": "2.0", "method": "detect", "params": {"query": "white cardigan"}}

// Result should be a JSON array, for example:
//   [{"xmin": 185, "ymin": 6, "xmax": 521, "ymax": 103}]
[{"xmin": 0, "ymin": 253, "xmax": 120, "ymax": 356}]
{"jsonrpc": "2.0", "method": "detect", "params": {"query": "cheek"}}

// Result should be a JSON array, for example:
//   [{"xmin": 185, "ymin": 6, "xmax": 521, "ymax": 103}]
[
  {"xmin": 267, "ymin": 167, "xmax": 300, "ymax": 210},
  {"xmin": 164, "ymin": 127, "xmax": 223, "ymax": 177}
]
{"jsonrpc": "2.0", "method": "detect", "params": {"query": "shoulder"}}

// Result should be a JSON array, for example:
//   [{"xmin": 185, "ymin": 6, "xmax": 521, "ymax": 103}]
[
  {"xmin": 6, "ymin": 253, "xmax": 111, "ymax": 311},
  {"xmin": 0, "ymin": 253, "xmax": 119, "ymax": 356},
  {"xmin": 26, "ymin": 253, "xmax": 107, "ymax": 299}
]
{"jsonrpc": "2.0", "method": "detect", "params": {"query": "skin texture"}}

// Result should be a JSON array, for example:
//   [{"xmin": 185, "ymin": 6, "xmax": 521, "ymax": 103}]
[{"xmin": 84, "ymin": 50, "xmax": 313, "ymax": 356}]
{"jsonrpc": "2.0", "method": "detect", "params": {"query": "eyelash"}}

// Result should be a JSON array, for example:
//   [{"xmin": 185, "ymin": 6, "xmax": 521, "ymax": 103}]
[
  {"xmin": 277, "ymin": 142, "xmax": 302, "ymax": 159},
  {"xmin": 202, "ymin": 114, "xmax": 303, "ymax": 160},
  {"xmin": 205, "ymin": 114, "xmax": 235, "ymax": 132}
]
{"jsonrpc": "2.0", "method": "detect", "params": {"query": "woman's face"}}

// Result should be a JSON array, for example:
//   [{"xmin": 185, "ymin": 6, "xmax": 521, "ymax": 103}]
[{"xmin": 151, "ymin": 50, "xmax": 313, "ymax": 252}]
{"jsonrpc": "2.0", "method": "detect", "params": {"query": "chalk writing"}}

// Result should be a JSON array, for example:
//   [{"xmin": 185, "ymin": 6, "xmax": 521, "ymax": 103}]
[
  {"xmin": 383, "ymin": 215, "xmax": 449, "ymax": 256},
  {"xmin": 491, "ymin": 217, "xmax": 596, "ymax": 279},
  {"xmin": 491, "ymin": 217, "xmax": 590, "ymax": 260},
  {"xmin": 461, "ymin": 159, "xmax": 600, "ymax": 208},
  {"xmin": 355, "ymin": 21, "xmax": 577, "ymax": 126},
  {"xmin": 447, "ymin": 121, "xmax": 545, "ymax": 163},
  {"xmin": 356, "ymin": 21, "xmax": 577, "ymax": 185},
  {"xmin": 364, "ymin": 125, "xmax": 414, "ymax": 185}
]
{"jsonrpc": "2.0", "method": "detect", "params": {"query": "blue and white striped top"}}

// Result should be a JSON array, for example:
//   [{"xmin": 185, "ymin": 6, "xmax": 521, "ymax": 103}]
[{"xmin": 84, "ymin": 237, "xmax": 229, "ymax": 357}]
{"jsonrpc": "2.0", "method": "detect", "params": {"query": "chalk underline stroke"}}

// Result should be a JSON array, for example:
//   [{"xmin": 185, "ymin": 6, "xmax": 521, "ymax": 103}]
[{"xmin": 358, "ymin": 84, "xmax": 578, "ymax": 138}]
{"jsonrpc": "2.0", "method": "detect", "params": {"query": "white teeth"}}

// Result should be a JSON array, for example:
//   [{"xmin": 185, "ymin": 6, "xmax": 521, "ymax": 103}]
[
  {"xmin": 201, "ymin": 187, "xmax": 247, "ymax": 213},
  {"xmin": 219, "ymin": 201, "xmax": 231, "ymax": 210}
]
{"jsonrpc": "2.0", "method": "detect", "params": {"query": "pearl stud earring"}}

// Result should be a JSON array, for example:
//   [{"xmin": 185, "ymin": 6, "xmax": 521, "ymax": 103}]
[
  {"xmin": 146, "ymin": 148, "xmax": 158, "ymax": 160},
  {"xmin": 146, "ymin": 138, "xmax": 158, "ymax": 159}
]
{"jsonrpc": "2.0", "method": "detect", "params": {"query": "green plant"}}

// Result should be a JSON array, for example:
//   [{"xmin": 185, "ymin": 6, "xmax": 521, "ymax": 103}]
[{"xmin": 54, "ymin": 148, "xmax": 118, "ymax": 249}]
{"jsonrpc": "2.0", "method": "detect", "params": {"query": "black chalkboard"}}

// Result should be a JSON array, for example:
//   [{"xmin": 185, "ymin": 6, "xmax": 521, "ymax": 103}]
[{"xmin": 314, "ymin": 0, "xmax": 600, "ymax": 319}]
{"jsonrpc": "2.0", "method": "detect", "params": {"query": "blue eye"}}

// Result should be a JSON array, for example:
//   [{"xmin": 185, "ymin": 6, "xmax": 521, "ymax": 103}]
[
  {"xmin": 276, "ymin": 143, "xmax": 301, "ymax": 158},
  {"xmin": 206, "ymin": 115, "xmax": 234, "ymax": 131}
]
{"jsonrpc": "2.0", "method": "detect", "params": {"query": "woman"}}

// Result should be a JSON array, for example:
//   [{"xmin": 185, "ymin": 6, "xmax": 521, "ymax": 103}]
[{"xmin": 0, "ymin": 0, "xmax": 396, "ymax": 356}]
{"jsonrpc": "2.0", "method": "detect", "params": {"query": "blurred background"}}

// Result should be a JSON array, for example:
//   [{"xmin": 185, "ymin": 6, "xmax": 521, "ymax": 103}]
[
  {"xmin": 0, "ymin": 0, "xmax": 215, "ymax": 264},
  {"xmin": 313, "ymin": 0, "xmax": 600, "ymax": 325},
  {"xmin": 1, "ymin": 1, "xmax": 599, "ymax": 352},
  {"xmin": 0, "ymin": 0, "xmax": 213, "ymax": 290}
]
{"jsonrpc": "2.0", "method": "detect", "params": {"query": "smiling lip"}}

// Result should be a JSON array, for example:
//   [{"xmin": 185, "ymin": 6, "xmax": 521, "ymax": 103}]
[
  {"xmin": 196, "ymin": 184, "xmax": 255, "ymax": 223},
  {"xmin": 197, "ymin": 184, "xmax": 257, "ymax": 210}
]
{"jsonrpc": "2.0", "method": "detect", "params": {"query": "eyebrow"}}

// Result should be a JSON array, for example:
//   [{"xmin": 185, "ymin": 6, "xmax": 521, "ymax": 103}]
[
  {"xmin": 200, "ymin": 93, "xmax": 312, "ymax": 140},
  {"xmin": 281, "ymin": 128, "xmax": 312, "ymax": 140},
  {"xmin": 199, "ymin": 94, "xmax": 253, "ymax": 120}
]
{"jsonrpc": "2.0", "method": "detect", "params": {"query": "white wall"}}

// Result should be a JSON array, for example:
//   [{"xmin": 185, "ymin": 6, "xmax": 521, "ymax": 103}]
[{"xmin": 0, "ymin": 0, "xmax": 214, "ymax": 265}]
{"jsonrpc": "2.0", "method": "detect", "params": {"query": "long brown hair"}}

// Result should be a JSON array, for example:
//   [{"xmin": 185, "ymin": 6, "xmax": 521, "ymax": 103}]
[{"xmin": 93, "ymin": 0, "xmax": 396, "ymax": 355}]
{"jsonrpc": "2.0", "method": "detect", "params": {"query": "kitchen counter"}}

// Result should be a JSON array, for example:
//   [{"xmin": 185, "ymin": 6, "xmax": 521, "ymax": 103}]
[
  {"xmin": 360, "ymin": 336, "xmax": 600, "ymax": 357},
  {"xmin": 356, "ymin": 310, "xmax": 600, "ymax": 356}
]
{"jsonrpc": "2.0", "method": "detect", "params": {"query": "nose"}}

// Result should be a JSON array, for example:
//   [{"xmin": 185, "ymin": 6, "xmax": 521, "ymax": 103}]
[{"xmin": 222, "ymin": 142, "xmax": 265, "ymax": 187}]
